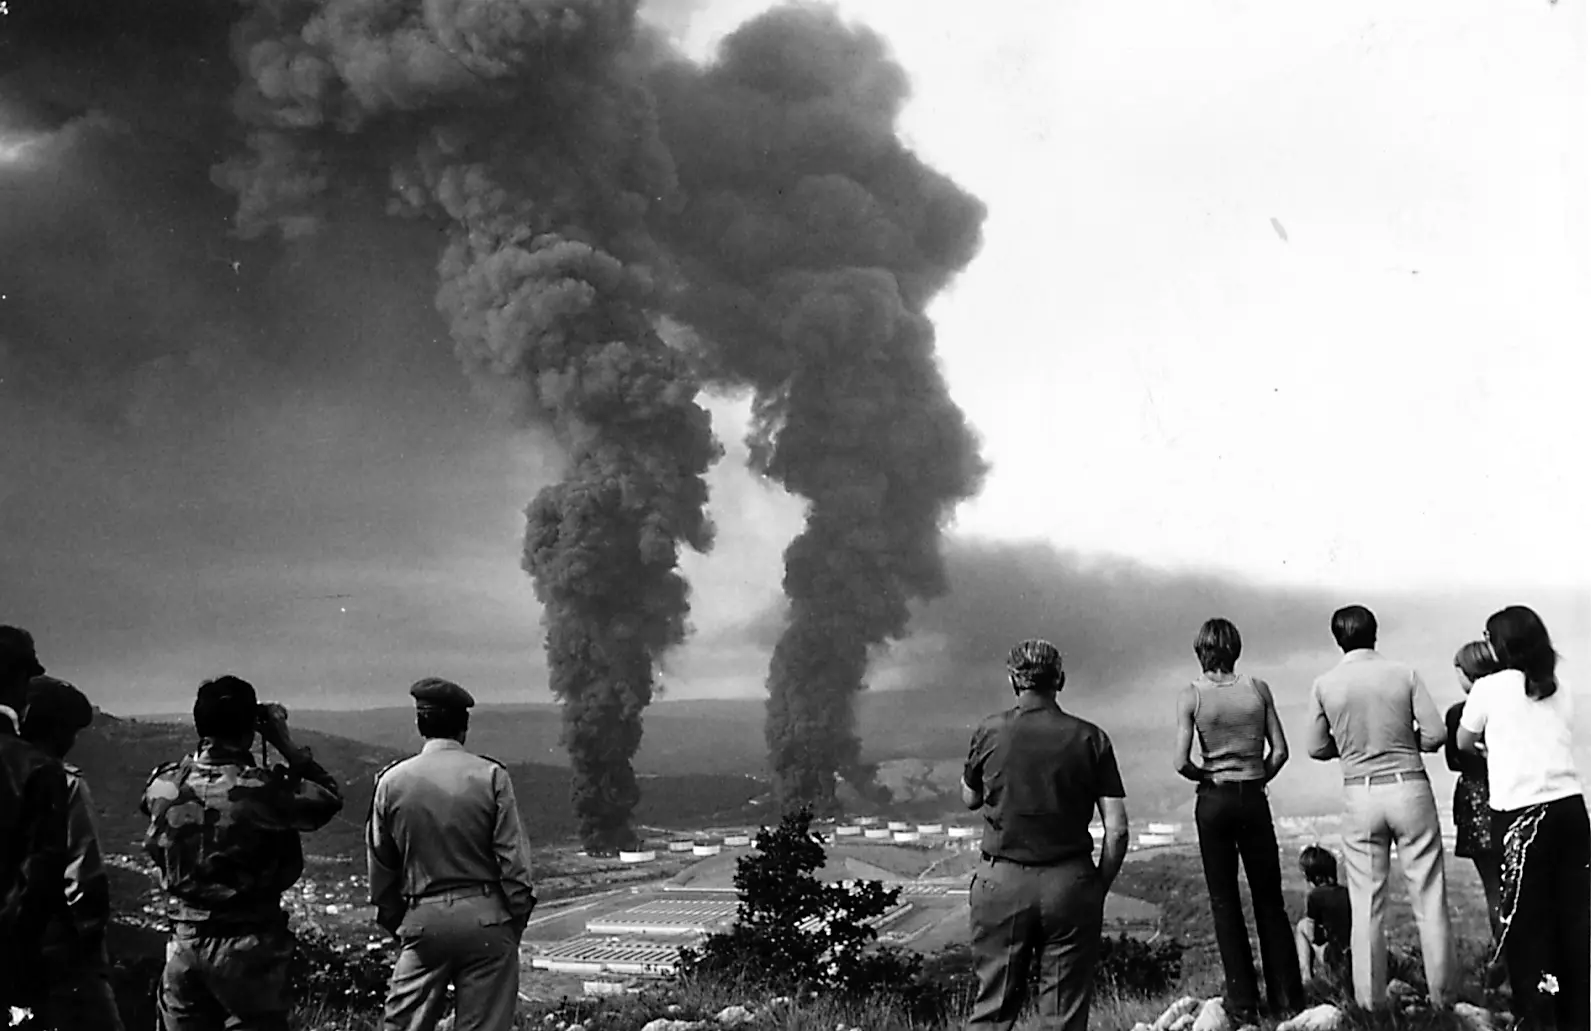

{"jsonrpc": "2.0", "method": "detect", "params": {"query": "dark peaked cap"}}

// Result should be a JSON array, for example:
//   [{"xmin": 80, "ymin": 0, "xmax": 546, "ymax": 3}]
[{"xmin": 409, "ymin": 677, "xmax": 474, "ymax": 712}]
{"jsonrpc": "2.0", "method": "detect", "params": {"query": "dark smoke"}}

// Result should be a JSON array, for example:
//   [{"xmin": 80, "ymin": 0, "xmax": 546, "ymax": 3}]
[
  {"xmin": 649, "ymin": 8, "xmax": 989, "ymax": 811},
  {"xmin": 218, "ymin": 0, "xmax": 985, "ymax": 828},
  {"xmin": 220, "ymin": 0, "xmax": 727, "ymax": 851}
]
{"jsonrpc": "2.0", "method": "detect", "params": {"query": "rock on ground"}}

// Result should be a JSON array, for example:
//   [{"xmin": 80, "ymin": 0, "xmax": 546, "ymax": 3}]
[
  {"xmin": 1191, "ymin": 998, "xmax": 1230, "ymax": 1031},
  {"xmin": 1152, "ymin": 996, "xmax": 1203, "ymax": 1031},
  {"xmin": 715, "ymin": 1005, "xmax": 756, "ymax": 1026},
  {"xmin": 1453, "ymin": 1002, "xmax": 1495, "ymax": 1031},
  {"xmin": 639, "ymin": 1020, "xmax": 699, "ymax": 1031},
  {"xmin": 1276, "ymin": 1003, "xmax": 1344, "ymax": 1031}
]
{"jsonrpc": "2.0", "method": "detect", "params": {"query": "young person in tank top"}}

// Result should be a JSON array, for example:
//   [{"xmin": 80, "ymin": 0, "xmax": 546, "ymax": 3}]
[{"xmin": 1173, "ymin": 618, "xmax": 1304, "ymax": 1023}]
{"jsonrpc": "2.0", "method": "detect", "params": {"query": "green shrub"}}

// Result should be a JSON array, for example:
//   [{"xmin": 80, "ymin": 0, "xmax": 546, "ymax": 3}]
[{"xmin": 678, "ymin": 806, "xmax": 920, "ymax": 1000}]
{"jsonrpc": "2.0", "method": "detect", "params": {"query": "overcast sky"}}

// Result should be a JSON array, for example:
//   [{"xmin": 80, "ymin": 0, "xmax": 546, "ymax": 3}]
[{"xmin": 1, "ymin": 0, "xmax": 1586, "ymax": 714}]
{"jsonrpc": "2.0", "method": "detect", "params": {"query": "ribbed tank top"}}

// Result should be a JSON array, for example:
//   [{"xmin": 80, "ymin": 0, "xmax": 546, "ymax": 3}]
[{"xmin": 1192, "ymin": 673, "xmax": 1268, "ymax": 782}]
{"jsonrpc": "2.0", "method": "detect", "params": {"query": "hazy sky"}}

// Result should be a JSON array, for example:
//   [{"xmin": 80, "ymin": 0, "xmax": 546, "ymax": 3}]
[{"xmin": 1, "ymin": 0, "xmax": 1586, "ymax": 714}]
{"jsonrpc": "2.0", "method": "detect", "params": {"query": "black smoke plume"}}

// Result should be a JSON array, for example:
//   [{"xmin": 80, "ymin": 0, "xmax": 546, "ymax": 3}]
[
  {"xmin": 219, "ymin": 0, "xmax": 986, "ymax": 826},
  {"xmin": 219, "ymin": 0, "xmax": 728, "ymax": 851},
  {"xmin": 650, "ymin": 8, "xmax": 988, "ymax": 811}
]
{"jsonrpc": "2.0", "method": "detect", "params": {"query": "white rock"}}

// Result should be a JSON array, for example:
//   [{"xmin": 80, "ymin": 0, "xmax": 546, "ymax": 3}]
[
  {"xmin": 1276, "ymin": 1003, "xmax": 1344, "ymax": 1031},
  {"xmin": 567, "ymin": 1025, "xmax": 586, "ymax": 1031},
  {"xmin": 640, "ymin": 1020, "xmax": 697, "ymax": 1031},
  {"xmin": 666, "ymin": 1005, "xmax": 684, "ymax": 1015},
  {"xmin": 1386, "ymin": 979, "xmax": 1416, "ymax": 1000},
  {"xmin": 1131, "ymin": 1023, "xmax": 1153, "ymax": 1031},
  {"xmin": 1169, "ymin": 1016, "xmax": 1197, "ymax": 1031},
  {"xmin": 716, "ymin": 1005, "xmax": 756, "ymax": 1026},
  {"xmin": 1153, "ymin": 996, "xmax": 1203, "ymax": 1031},
  {"xmin": 1191, "ymin": 998, "xmax": 1230, "ymax": 1031},
  {"xmin": 436, "ymin": 1014, "xmax": 456, "ymax": 1031},
  {"xmin": 768, "ymin": 997, "xmax": 792, "ymax": 1008}
]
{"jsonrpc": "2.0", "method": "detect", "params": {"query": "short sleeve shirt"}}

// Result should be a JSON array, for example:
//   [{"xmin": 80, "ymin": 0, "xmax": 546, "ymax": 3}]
[{"xmin": 964, "ymin": 692, "xmax": 1126, "ymax": 865}]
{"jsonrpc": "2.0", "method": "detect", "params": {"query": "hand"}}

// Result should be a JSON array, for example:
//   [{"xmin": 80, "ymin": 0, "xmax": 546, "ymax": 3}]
[{"xmin": 258, "ymin": 703, "xmax": 290, "ymax": 744}]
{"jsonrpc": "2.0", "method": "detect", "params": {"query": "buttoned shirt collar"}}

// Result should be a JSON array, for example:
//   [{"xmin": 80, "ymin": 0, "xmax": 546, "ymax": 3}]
[{"xmin": 421, "ymin": 737, "xmax": 466, "ymax": 754}]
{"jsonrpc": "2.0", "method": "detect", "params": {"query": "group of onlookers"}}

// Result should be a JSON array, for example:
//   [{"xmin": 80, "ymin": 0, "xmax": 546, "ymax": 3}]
[
  {"xmin": 0, "ymin": 625, "xmax": 537, "ymax": 1031},
  {"xmin": 961, "ymin": 604, "xmax": 1586, "ymax": 1031}
]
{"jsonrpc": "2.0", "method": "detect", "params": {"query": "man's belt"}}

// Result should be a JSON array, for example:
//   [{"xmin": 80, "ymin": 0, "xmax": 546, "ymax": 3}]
[
  {"xmin": 980, "ymin": 851, "xmax": 1077, "ymax": 868},
  {"xmin": 1344, "ymin": 769, "xmax": 1427, "ymax": 787},
  {"xmin": 405, "ymin": 884, "xmax": 497, "ymax": 906}
]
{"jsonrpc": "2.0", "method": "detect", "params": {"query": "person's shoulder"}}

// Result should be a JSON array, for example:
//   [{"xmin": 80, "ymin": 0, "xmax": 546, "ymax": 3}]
[{"xmin": 1062, "ymin": 711, "xmax": 1115, "ymax": 746}]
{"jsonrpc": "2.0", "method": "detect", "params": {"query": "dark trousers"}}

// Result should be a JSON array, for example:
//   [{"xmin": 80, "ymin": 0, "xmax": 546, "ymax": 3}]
[
  {"xmin": 1498, "ymin": 795, "xmax": 1590, "ymax": 1031},
  {"xmin": 1195, "ymin": 780, "xmax": 1304, "ymax": 1019},
  {"xmin": 968, "ymin": 853, "xmax": 1103, "ymax": 1031}
]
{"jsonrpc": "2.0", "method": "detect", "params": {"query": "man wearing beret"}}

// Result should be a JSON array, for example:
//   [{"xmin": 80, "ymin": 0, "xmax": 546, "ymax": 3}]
[
  {"xmin": 0, "ymin": 626, "xmax": 69, "ymax": 1031},
  {"xmin": 962, "ymin": 640, "xmax": 1132, "ymax": 1031},
  {"xmin": 22, "ymin": 675, "xmax": 125, "ymax": 1031},
  {"xmin": 368, "ymin": 677, "xmax": 537, "ymax": 1031},
  {"xmin": 141, "ymin": 675, "xmax": 345, "ymax": 1031}
]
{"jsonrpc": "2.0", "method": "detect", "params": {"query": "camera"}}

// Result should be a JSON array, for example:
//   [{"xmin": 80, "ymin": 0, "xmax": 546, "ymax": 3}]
[{"xmin": 255, "ymin": 702, "xmax": 287, "ymax": 729}]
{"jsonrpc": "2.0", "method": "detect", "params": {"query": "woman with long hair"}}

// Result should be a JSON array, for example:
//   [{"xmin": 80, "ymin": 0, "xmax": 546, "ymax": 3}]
[
  {"xmin": 1458, "ymin": 606, "xmax": 1588, "ymax": 1030},
  {"xmin": 1444, "ymin": 641, "xmax": 1505, "ymax": 958},
  {"xmin": 1172, "ymin": 618, "xmax": 1303, "ymax": 1022}
]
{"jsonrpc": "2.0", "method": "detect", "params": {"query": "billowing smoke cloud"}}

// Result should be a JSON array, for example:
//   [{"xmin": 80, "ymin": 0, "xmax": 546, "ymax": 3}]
[
  {"xmin": 219, "ymin": 0, "xmax": 732, "ymax": 851},
  {"xmin": 648, "ymin": 8, "xmax": 988, "ymax": 810},
  {"xmin": 217, "ymin": 0, "xmax": 982, "ymax": 838}
]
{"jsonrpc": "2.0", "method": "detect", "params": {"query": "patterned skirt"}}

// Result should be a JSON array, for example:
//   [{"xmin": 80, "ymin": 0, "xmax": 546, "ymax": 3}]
[{"xmin": 1453, "ymin": 776, "xmax": 1496, "ymax": 858}]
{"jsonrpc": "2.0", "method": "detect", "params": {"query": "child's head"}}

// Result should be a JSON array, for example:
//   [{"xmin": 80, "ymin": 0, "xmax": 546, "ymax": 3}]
[
  {"xmin": 1454, "ymin": 640, "xmax": 1501, "ymax": 693},
  {"xmin": 1299, "ymin": 844, "xmax": 1338, "ymax": 886}
]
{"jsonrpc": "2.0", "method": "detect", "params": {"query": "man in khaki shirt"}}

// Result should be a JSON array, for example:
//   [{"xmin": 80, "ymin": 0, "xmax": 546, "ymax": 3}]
[{"xmin": 368, "ymin": 678, "xmax": 536, "ymax": 1031}]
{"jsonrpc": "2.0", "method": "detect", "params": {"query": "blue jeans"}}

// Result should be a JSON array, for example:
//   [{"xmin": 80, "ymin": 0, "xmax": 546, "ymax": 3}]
[{"xmin": 1195, "ymin": 780, "xmax": 1304, "ymax": 1019}]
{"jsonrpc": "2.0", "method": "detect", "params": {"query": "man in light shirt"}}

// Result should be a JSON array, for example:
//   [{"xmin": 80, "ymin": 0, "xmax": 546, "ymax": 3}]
[
  {"xmin": 368, "ymin": 677, "xmax": 537, "ymax": 1031},
  {"xmin": 1305, "ymin": 605, "xmax": 1452, "ymax": 1009}
]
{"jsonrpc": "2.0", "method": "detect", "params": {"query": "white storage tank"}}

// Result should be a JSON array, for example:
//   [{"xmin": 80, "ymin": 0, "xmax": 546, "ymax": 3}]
[
  {"xmin": 863, "ymin": 828, "xmax": 890, "ymax": 840},
  {"xmin": 692, "ymin": 844, "xmax": 722, "ymax": 857},
  {"xmin": 723, "ymin": 834, "xmax": 752, "ymax": 847},
  {"xmin": 947, "ymin": 826, "xmax": 978, "ymax": 839},
  {"xmin": 617, "ymin": 850, "xmax": 656, "ymax": 864},
  {"xmin": 835, "ymin": 825, "xmax": 862, "ymax": 836},
  {"xmin": 917, "ymin": 824, "xmax": 945, "ymax": 835}
]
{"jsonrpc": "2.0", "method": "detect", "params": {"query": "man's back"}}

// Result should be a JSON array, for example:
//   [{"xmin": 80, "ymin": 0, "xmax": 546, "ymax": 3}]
[
  {"xmin": 370, "ymin": 739, "xmax": 536, "ymax": 915},
  {"xmin": 1309, "ymin": 650, "xmax": 1444, "ymax": 779},
  {"xmin": 142, "ymin": 742, "xmax": 344, "ymax": 928},
  {"xmin": 966, "ymin": 695, "xmax": 1124, "ymax": 865},
  {"xmin": 0, "ymin": 731, "xmax": 67, "ymax": 1005}
]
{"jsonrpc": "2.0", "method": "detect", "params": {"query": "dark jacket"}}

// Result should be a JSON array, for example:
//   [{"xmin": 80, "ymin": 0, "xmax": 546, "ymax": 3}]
[{"xmin": 0, "ymin": 716, "xmax": 70, "ymax": 1007}]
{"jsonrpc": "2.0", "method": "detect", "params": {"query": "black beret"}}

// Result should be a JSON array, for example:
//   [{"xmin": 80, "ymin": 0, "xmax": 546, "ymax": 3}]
[
  {"xmin": 24, "ymin": 675, "xmax": 94, "ymax": 735},
  {"xmin": 409, "ymin": 677, "xmax": 474, "ymax": 712},
  {"xmin": 196, "ymin": 675, "xmax": 257, "ymax": 710}
]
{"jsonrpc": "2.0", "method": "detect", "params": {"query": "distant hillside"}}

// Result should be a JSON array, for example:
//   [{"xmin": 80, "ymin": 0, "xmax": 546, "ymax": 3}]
[
  {"xmin": 77, "ymin": 712, "xmax": 765, "ymax": 858},
  {"xmin": 290, "ymin": 690, "xmax": 1356, "ymax": 821}
]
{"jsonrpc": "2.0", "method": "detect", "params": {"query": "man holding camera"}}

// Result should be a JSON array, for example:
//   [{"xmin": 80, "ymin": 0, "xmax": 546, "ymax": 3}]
[{"xmin": 141, "ymin": 675, "xmax": 345, "ymax": 1031}]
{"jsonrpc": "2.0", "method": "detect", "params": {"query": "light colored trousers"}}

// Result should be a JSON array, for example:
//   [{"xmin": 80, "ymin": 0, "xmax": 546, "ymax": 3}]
[
  {"xmin": 383, "ymin": 892, "xmax": 521, "ymax": 1031},
  {"xmin": 1340, "ymin": 774, "xmax": 1453, "ymax": 1008}
]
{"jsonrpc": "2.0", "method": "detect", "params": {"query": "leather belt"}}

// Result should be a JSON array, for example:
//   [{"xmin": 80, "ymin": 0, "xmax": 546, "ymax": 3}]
[
  {"xmin": 980, "ymin": 851, "xmax": 1074, "ymax": 869},
  {"xmin": 405, "ymin": 884, "xmax": 497, "ymax": 906},
  {"xmin": 1344, "ymin": 769, "xmax": 1427, "ymax": 787}
]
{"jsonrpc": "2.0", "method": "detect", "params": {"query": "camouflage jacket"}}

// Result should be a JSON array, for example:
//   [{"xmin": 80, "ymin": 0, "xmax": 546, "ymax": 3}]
[
  {"xmin": 141, "ymin": 741, "xmax": 344, "ymax": 930},
  {"xmin": 0, "ymin": 716, "xmax": 68, "ymax": 1006}
]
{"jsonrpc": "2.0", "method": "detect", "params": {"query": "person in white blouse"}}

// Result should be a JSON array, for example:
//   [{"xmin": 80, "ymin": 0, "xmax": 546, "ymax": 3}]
[{"xmin": 1458, "ymin": 605, "xmax": 1587, "ymax": 1031}]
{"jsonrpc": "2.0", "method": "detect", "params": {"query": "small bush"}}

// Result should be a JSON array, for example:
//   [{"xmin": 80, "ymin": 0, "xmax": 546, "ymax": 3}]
[
  {"xmin": 290, "ymin": 928, "xmax": 396, "ymax": 1011},
  {"xmin": 678, "ymin": 806, "xmax": 918, "ymax": 1001}
]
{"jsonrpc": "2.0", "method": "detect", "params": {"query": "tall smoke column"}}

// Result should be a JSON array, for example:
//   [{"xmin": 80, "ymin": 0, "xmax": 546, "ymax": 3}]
[
  {"xmin": 218, "ymin": 0, "xmax": 720, "ymax": 852},
  {"xmin": 648, "ymin": 7, "xmax": 988, "ymax": 811}
]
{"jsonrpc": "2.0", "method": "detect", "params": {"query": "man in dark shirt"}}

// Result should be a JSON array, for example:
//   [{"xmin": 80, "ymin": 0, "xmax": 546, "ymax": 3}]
[
  {"xmin": 1294, "ymin": 845, "xmax": 1351, "ymax": 987},
  {"xmin": 962, "ymin": 639, "xmax": 1131, "ymax": 1031},
  {"xmin": 0, "ymin": 626, "xmax": 69, "ymax": 1030}
]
